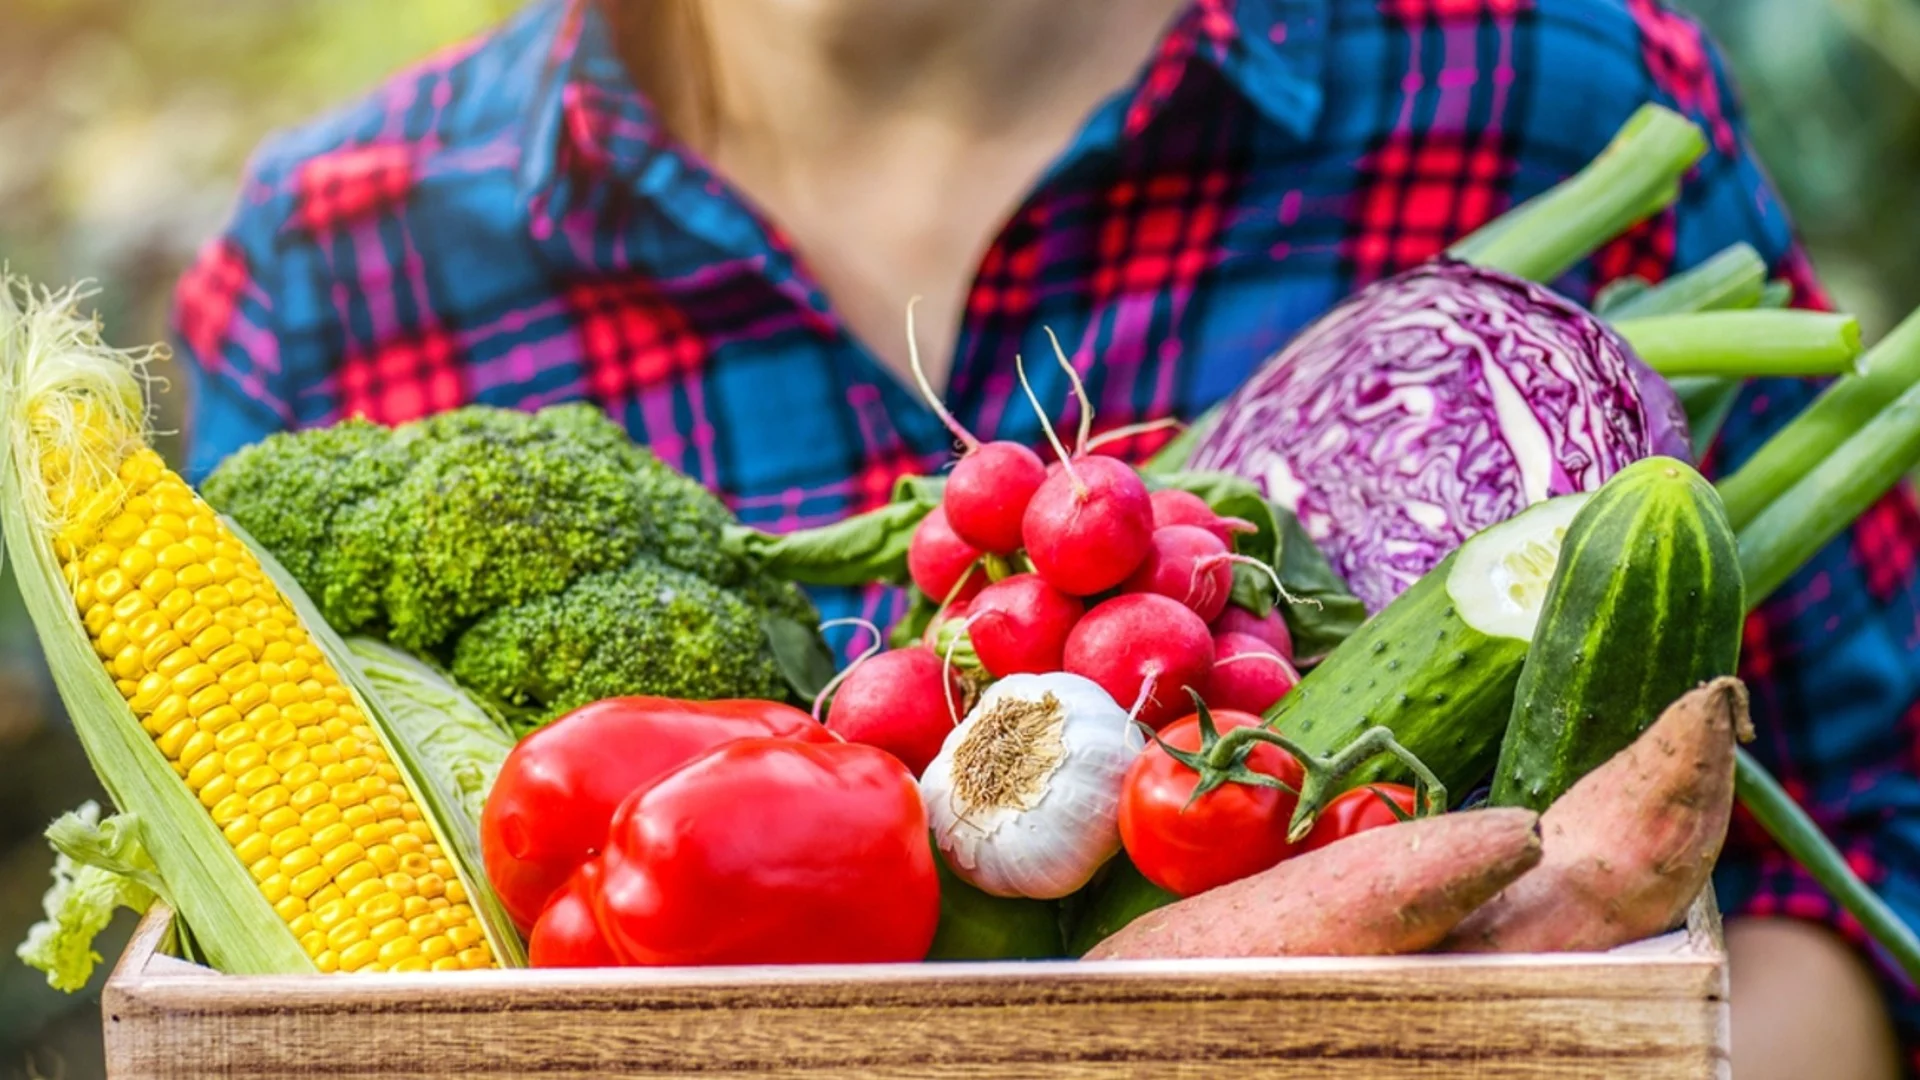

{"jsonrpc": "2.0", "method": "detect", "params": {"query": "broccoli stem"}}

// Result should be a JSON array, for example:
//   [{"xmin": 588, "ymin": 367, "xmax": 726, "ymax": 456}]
[
  {"xmin": 1448, "ymin": 104, "xmax": 1707, "ymax": 283},
  {"xmin": 1614, "ymin": 311, "xmax": 1863, "ymax": 379},
  {"xmin": 1605, "ymin": 243, "xmax": 1769, "ymax": 319},
  {"xmin": 1717, "ymin": 306, "xmax": 1920, "ymax": 531}
]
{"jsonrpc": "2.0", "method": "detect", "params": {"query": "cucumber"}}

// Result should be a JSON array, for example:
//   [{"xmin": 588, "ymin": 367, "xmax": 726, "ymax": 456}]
[
  {"xmin": 1269, "ymin": 492, "xmax": 1592, "ymax": 798},
  {"xmin": 1490, "ymin": 457, "xmax": 1744, "ymax": 811}
]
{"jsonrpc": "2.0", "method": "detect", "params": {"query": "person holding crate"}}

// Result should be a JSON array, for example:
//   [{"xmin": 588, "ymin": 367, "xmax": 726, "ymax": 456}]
[{"xmin": 171, "ymin": 1, "xmax": 1914, "ymax": 1074}]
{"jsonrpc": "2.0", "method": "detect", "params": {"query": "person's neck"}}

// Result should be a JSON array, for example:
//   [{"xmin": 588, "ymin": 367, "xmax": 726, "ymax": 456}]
[{"xmin": 623, "ymin": 0, "xmax": 1191, "ymax": 155}]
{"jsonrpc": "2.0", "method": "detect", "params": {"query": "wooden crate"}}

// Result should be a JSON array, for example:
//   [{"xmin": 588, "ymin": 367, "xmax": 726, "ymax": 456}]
[{"xmin": 102, "ymin": 897, "xmax": 1729, "ymax": 1079}]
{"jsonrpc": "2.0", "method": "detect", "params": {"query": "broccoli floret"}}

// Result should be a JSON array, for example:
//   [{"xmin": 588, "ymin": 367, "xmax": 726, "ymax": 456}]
[
  {"xmin": 200, "ymin": 402, "xmax": 823, "ymax": 717},
  {"xmin": 363, "ymin": 409, "xmax": 650, "ymax": 651},
  {"xmin": 201, "ymin": 419, "xmax": 411, "ymax": 633},
  {"xmin": 449, "ymin": 555, "xmax": 790, "ymax": 729}
]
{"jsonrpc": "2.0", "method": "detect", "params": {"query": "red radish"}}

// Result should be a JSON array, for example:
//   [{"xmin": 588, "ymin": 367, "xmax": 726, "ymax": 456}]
[
  {"xmin": 1207, "ymin": 632, "xmax": 1301, "ymax": 714},
  {"xmin": 900, "ymin": 299, "xmax": 1046, "ymax": 556},
  {"xmin": 907, "ymin": 507, "xmax": 986, "ymax": 605},
  {"xmin": 944, "ymin": 442, "xmax": 1047, "ymax": 554},
  {"xmin": 1148, "ymin": 489, "xmax": 1256, "ymax": 548},
  {"xmin": 1211, "ymin": 605, "xmax": 1294, "ymax": 661},
  {"xmin": 825, "ymin": 647, "xmax": 965, "ymax": 776},
  {"xmin": 1122, "ymin": 525, "xmax": 1233, "ymax": 622},
  {"xmin": 967, "ymin": 574, "xmax": 1085, "ymax": 678},
  {"xmin": 1021, "ymin": 456, "xmax": 1155, "ymax": 596},
  {"xmin": 1064, "ymin": 594, "xmax": 1215, "ymax": 731}
]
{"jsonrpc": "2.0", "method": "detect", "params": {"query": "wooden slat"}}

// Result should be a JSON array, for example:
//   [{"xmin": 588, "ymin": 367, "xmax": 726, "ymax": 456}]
[{"xmin": 103, "ymin": 904, "xmax": 1729, "ymax": 1080}]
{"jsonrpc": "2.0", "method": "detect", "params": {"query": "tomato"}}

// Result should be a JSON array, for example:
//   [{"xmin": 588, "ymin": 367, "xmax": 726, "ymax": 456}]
[
  {"xmin": 481, "ymin": 696, "xmax": 834, "ymax": 932},
  {"xmin": 595, "ymin": 737, "xmax": 940, "ymax": 966},
  {"xmin": 1298, "ymin": 784, "xmax": 1419, "ymax": 854},
  {"xmin": 527, "ymin": 860, "xmax": 620, "ymax": 968},
  {"xmin": 1117, "ymin": 709, "xmax": 1305, "ymax": 897}
]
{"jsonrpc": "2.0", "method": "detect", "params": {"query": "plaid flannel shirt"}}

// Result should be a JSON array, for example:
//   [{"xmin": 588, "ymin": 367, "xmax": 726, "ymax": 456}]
[{"xmin": 172, "ymin": 0, "xmax": 1920, "ymax": 1059}]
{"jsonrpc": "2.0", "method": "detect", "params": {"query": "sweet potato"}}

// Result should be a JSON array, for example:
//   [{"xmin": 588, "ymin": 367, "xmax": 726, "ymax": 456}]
[
  {"xmin": 1442, "ymin": 676, "xmax": 1752, "ymax": 954},
  {"xmin": 1081, "ymin": 808, "xmax": 1542, "ymax": 960}
]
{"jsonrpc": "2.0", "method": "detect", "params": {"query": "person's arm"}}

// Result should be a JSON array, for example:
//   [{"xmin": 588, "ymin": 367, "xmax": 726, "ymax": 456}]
[
  {"xmin": 1584, "ymin": 4, "xmax": 1918, "ymax": 1075},
  {"xmin": 170, "ymin": 228, "xmax": 295, "ymax": 482}
]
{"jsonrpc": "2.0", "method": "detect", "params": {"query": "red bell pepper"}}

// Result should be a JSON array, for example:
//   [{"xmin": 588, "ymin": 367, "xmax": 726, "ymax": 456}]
[
  {"xmin": 481, "ymin": 696, "xmax": 834, "ymax": 932},
  {"xmin": 527, "ymin": 860, "xmax": 620, "ymax": 968},
  {"xmin": 593, "ymin": 737, "xmax": 940, "ymax": 966}
]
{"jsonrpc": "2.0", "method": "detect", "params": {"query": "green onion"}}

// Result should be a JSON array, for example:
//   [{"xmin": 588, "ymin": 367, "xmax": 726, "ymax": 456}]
[
  {"xmin": 1606, "ymin": 243, "xmax": 1768, "ymax": 319},
  {"xmin": 1718, "ymin": 307, "xmax": 1920, "ymax": 530},
  {"xmin": 1614, "ymin": 311, "xmax": 1863, "ymax": 379},
  {"xmin": 1449, "ymin": 105, "xmax": 1707, "ymax": 283},
  {"xmin": 1734, "ymin": 748, "xmax": 1920, "ymax": 984},
  {"xmin": 1737, "ymin": 373, "xmax": 1920, "ymax": 604}
]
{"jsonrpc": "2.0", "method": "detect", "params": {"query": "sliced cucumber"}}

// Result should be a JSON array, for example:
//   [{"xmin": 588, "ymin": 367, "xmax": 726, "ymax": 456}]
[{"xmin": 1269, "ymin": 492, "xmax": 1591, "ymax": 799}]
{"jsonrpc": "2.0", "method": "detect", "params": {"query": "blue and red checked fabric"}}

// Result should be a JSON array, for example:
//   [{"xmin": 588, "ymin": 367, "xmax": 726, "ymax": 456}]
[{"xmin": 172, "ymin": 0, "xmax": 1920, "ymax": 1059}]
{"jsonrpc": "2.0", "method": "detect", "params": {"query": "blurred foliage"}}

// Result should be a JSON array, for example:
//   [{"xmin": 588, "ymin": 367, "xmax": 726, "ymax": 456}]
[
  {"xmin": 1676, "ymin": 0, "xmax": 1920, "ymax": 338},
  {"xmin": 0, "ymin": 3, "xmax": 515, "ymax": 1076},
  {"xmin": 0, "ymin": 0, "xmax": 1915, "ymax": 1077}
]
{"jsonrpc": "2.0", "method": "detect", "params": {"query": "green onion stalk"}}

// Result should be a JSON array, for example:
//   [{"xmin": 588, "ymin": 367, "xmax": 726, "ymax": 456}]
[
  {"xmin": 1614, "ymin": 311, "xmax": 1863, "ymax": 379},
  {"xmin": 1720, "ymin": 323, "xmax": 1920, "ymax": 982}
]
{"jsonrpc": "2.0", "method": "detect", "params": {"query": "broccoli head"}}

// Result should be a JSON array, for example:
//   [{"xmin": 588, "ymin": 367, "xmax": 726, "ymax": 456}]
[
  {"xmin": 449, "ymin": 554, "xmax": 792, "ymax": 731},
  {"xmin": 202, "ymin": 403, "xmax": 824, "ymax": 720}
]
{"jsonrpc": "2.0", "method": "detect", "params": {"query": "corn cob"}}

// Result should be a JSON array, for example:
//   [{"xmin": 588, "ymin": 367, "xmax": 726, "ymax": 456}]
[{"xmin": 3, "ymin": 282, "xmax": 511, "ymax": 974}]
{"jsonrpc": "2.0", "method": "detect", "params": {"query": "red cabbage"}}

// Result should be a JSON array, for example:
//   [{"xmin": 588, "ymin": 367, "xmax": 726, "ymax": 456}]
[{"xmin": 1190, "ymin": 259, "xmax": 1689, "ymax": 613}]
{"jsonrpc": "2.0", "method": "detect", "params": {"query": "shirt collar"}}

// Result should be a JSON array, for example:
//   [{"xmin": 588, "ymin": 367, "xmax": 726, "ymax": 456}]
[{"xmin": 518, "ymin": 0, "xmax": 1330, "ymax": 216}]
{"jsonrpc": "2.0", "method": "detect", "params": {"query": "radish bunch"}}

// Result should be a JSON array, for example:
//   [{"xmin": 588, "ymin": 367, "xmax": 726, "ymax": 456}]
[{"xmin": 822, "ymin": 313, "xmax": 1305, "ymax": 771}]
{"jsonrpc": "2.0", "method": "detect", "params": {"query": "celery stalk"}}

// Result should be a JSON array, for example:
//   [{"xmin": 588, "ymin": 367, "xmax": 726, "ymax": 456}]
[
  {"xmin": 1606, "ymin": 243, "xmax": 1768, "ymax": 319},
  {"xmin": 1449, "ymin": 105, "xmax": 1706, "ymax": 283},
  {"xmin": 1614, "ymin": 311, "xmax": 1863, "ymax": 378},
  {"xmin": 1718, "ymin": 306, "xmax": 1920, "ymax": 530}
]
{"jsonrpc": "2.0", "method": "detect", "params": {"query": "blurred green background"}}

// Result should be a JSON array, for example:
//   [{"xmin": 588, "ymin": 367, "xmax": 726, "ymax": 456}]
[{"xmin": 1, "ymin": 0, "xmax": 1917, "ymax": 1076}]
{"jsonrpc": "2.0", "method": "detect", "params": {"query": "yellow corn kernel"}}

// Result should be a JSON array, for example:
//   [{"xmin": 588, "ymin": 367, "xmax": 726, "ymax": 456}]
[
  {"xmin": 117, "ymin": 545, "xmax": 157, "ymax": 580},
  {"xmin": 174, "ymin": 604, "xmax": 214, "ymax": 640},
  {"xmin": 359, "ymin": 893, "xmax": 403, "ymax": 925},
  {"xmin": 243, "ymin": 703, "xmax": 281, "ymax": 733},
  {"xmin": 377, "ymin": 936, "xmax": 421, "ymax": 966},
  {"xmin": 197, "ymin": 772, "xmax": 236, "ymax": 810},
  {"xmin": 457, "ymin": 948, "xmax": 491, "ymax": 970},
  {"xmin": 257, "ymin": 717, "xmax": 298, "ymax": 749},
  {"xmin": 222, "ymin": 814, "xmax": 259, "ymax": 847},
  {"xmin": 290, "ymin": 865, "xmax": 332, "ymax": 900},
  {"xmin": 402, "ymin": 895, "xmax": 431, "ymax": 920},
  {"xmin": 259, "ymin": 873, "xmax": 291, "ymax": 905},
  {"xmin": 112, "ymin": 591, "xmax": 151, "ymax": 625},
  {"xmin": 415, "ymin": 873, "xmax": 445, "ymax": 900},
  {"xmin": 187, "ymin": 683, "xmax": 230, "ymax": 715},
  {"xmin": 207, "ymin": 642, "xmax": 251, "ymax": 675},
  {"xmin": 100, "ymin": 513, "xmax": 142, "ymax": 545},
  {"xmin": 261, "ymin": 640, "xmax": 295, "ymax": 664},
  {"xmin": 445, "ymin": 878, "xmax": 468, "ymax": 906},
  {"xmin": 431, "ymin": 956, "xmax": 462, "ymax": 973},
  {"xmin": 392, "ymin": 833, "xmax": 424, "ymax": 858},
  {"xmin": 226, "ymin": 578, "xmax": 258, "ymax": 604},
  {"xmin": 175, "ymin": 563, "xmax": 213, "ymax": 590},
  {"xmin": 336, "ymin": 859, "xmax": 379, "ymax": 892},
  {"xmin": 194, "ymin": 584, "xmax": 233, "ymax": 611},
  {"xmin": 300, "ymin": 801, "xmax": 343, "ymax": 833},
  {"xmin": 408, "ymin": 913, "xmax": 444, "ymax": 940},
  {"xmin": 274, "ymin": 895, "xmax": 307, "ymax": 924},
  {"xmin": 224, "ymin": 741, "xmax": 266, "ymax": 775},
  {"xmin": 340, "ymin": 940, "xmax": 380, "ymax": 972},
  {"xmin": 170, "ymin": 663, "xmax": 215, "ymax": 698},
  {"xmin": 136, "ymin": 528, "xmax": 176, "ymax": 553},
  {"xmin": 178, "ymin": 732, "xmax": 218, "ymax": 774},
  {"xmin": 269, "ymin": 827, "xmax": 312, "ymax": 859},
  {"xmin": 155, "ymin": 587, "xmax": 193, "ymax": 622},
  {"xmin": 235, "ymin": 765, "xmax": 278, "ymax": 798},
  {"xmin": 234, "ymin": 832, "xmax": 272, "ymax": 866},
  {"xmin": 185, "ymin": 749, "xmax": 227, "ymax": 791},
  {"xmin": 247, "ymin": 783, "xmax": 291, "ymax": 816},
  {"xmin": 187, "ymin": 624, "xmax": 232, "ymax": 660},
  {"xmin": 155, "ymin": 717, "xmax": 195, "ymax": 760},
  {"xmin": 138, "ymin": 567, "xmax": 177, "ymax": 602},
  {"xmin": 291, "ymin": 913, "xmax": 318, "ymax": 940},
  {"xmin": 446, "ymin": 924, "xmax": 482, "ymax": 952},
  {"xmin": 279, "ymin": 847, "xmax": 321, "ymax": 878},
  {"xmin": 230, "ymin": 682, "xmax": 270, "ymax": 715},
  {"xmin": 331, "ymin": 781, "xmax": 367, "ymax": 809},
  {"xmin": 315, "ymin": 950, "xmax": 341, "ymax": 975},
  {"xmin": 301, "ymin": 930, "xmax": 327, "ymax": 957},
  {"xmin": 290, "ymin": 780, "xmax": 331, "ymax": 813},
  {"xmin": 267, "ymin": 742, "xmax": 307, "ymax": 774},
  {"xmin": 367, "ymin": 845, "xmax": 399, "ymax": 873},
  {"xmin": 259, "ymin": 806, "xmax": 300, "ymax": 835},
  {"xmin": 205, "ymin": 556, "xmax": 238, "ymax": 583},
  {"xmin": 157, "ymin": 543, "xmax": 198, "ymax": 570},
  {"xmin": 186, "ymin": 534, "xmax": 216, "ymax": 559},
  {"xmin": 368, "ymin": 918, "xmax": 408, "ymax": 948},
  {"xmin": 354, "ymin": 820, "xmax": 395, "ymax": 847},
  {"xmin": 196, "ymin": 704, "xmax": 242, "ymax": 736},
  {"xmin": 327, "ymin": 917, "xmax": 370, "ymax": 951},
  {"xmin": 323, "ymin": 843, "xmax": 368, "ymax": 879},
  {"xmin": 214, "ymin": 723, "xmax": 256, "ymax": 753},
  {"xmin": 392, "ymin": 956, "xmax": 430, "ymax": 973}
]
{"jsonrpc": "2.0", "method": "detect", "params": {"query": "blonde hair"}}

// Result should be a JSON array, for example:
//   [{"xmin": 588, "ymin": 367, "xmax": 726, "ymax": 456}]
[{"xmin": 602, "ymin": 0, "xmax": 721, "ymax": 150}]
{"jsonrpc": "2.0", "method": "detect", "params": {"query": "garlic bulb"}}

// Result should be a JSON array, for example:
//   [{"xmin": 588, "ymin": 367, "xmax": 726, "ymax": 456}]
[{"xmin": 919, "ymin": 672, "xmax": 1143, "ymax": 899}]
